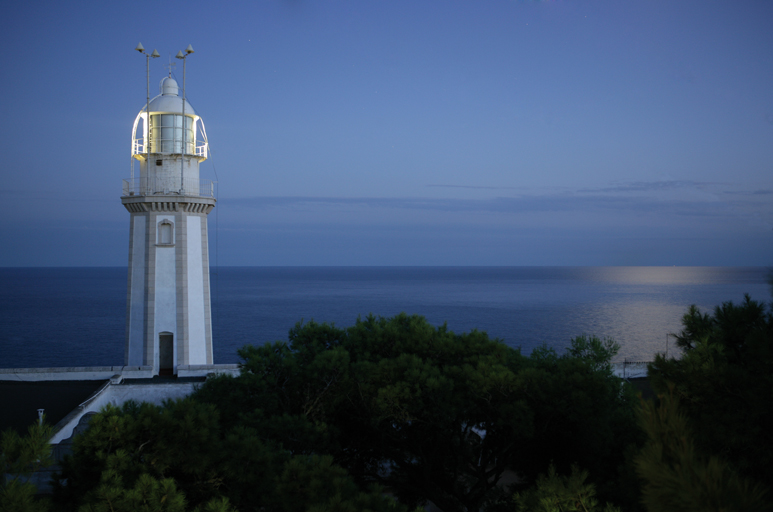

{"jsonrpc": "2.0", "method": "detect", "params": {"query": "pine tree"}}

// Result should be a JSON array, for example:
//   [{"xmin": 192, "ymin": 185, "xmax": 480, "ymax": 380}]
[
  {"xmin": 635, "ymin": 390, "xmax": 770, "ymax": 512},
  {"xmin": 513, "ymin": 464, "xmax": 622, "ymax": 512},
  {"xmin": 0, "ymin": 418, "xmax": 53, "ymax": 512}
]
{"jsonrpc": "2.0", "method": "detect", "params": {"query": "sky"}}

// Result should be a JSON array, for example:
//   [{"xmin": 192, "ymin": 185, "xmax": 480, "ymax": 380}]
[{"xmin": 0, "ymin": 0, "xmax": 771, "ymax": 266}]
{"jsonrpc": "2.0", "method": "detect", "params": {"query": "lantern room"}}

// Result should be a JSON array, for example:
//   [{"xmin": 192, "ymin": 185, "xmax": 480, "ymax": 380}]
[{"xmin": 131, "ymin": 76, "xmax": 209, "ymax": 161}]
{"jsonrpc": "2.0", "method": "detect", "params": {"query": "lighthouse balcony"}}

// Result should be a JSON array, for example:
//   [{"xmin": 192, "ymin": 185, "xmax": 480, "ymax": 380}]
[
  {"xmin": 132, "ymin": 138, "xmax": 209, "ymax": 159},
  {"xmin": 122, "ymin": 177, "xmax": 215, "ymax": 198}
]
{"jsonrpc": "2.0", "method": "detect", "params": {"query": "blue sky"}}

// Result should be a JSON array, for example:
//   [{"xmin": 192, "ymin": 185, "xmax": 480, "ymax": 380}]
[{"xmin": 1, "ymin": 0, "xmax": 771, "ymax": 266}]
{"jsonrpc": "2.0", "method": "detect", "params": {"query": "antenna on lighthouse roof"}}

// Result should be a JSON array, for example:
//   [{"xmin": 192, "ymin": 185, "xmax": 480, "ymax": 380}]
[
  {"xmin": 164, "ymin": 57, "xmax": 176, "ymax": 78},
  {"xmin": 176, "ymin": 45, "xmax": 195, "ymax": 192},
  {"xmin": 134, "ymin": 43, "xmax": 159, "ymax": 183}
]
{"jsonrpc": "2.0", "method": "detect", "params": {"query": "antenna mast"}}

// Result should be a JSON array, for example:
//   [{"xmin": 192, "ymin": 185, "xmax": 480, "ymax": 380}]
[
  {"xmin": 135, "ymin": 43, "xmax": 159, "ymax": 184},
  {"xmin": 176, "ymin": 45, "xmax": 195, "ymax": 194}
]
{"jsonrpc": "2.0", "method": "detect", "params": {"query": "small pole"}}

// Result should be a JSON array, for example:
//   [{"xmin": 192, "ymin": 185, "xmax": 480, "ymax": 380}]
[
  {"xmin": 177, "ymin": 45, "xmax": 194, "ymax": 194},
  {"xmin": 146, "ymin": 52, "xmax": 150, "ymax": 163},
  {"xmin": 181, "ymin": 54, "xmax": 185, "ymax": 192},
  {"xmin": 136, "ymin": 44, "xmax": 159, "ymax": 193}
]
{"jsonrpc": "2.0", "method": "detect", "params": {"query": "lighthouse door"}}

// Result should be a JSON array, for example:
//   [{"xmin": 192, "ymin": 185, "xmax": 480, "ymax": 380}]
[{"xmin": 159, "ymin": 333, "xmax": 174, "ymax": 376}]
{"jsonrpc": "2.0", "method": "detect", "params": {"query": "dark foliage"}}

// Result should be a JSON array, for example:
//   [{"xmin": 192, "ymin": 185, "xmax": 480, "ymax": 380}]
[
  {"xmin": 1, "ymin": 419, "xmax": 53, "ymax": 512},
  {"xmin": 648, "ymin": 295, "xmax": 773, "ymax": 488},
  {"xmin": 636, "ymin": 390, "xmax": 770, "ymax": 512},
  {"xmin": 195, "ymin": 314, "xmax": 640, "ymax": 511},
  {"xmin": 52, "ymin": 398, "xmax": 408, "ymax": 512}
]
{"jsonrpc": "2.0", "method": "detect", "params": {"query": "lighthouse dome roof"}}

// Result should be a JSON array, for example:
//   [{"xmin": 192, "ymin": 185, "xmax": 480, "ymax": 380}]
[
  {"xmin": 160, "ymin": 76, "xmax": 179, "ymax": 96},
  {"xmin": 140, "ymin": 76, "xmax": 197, "ymax": 116}
]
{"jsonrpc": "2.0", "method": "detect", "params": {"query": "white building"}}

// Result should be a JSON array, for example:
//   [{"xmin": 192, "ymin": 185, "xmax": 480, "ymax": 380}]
[{"xmin": 122, "ymin": 73, "xmax": 216, "ymax": 376}]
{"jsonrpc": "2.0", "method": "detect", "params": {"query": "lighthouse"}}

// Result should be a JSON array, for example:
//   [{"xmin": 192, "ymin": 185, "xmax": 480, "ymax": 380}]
[{"xmin": 122, "ymin": 46, "xmax": 215, "ymax": 375}]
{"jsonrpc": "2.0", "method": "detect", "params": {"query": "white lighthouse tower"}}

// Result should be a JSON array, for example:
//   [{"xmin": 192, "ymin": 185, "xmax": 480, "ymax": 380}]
[{"xmin": 122, "ymin": 45, "xmax": 215, "ymax": 376}]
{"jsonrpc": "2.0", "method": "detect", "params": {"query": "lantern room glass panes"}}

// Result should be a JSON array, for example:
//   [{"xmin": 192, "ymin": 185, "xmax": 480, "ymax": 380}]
[{"xmin": 150, "ymin": 114, "xmax": 194, "ymax": 154}]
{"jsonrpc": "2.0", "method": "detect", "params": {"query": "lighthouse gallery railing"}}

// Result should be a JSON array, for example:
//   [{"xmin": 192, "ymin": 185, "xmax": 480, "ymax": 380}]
[
  {"xmin": 122, "ymin": 177, "xmax": 215, "ymax": 198},
  {"xmin": 133, "ymin": 138, "xmax": 208, "ymax": 159}
]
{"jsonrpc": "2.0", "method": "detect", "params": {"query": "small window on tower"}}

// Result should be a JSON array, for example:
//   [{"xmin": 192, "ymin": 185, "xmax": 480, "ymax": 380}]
[
  {"xmin": 158, "ymin": 221, "xmax": 173, "ymax": 245},
  {"xmin": 156, "ymin": 159, "xmax": 163, "ymax": 166}
]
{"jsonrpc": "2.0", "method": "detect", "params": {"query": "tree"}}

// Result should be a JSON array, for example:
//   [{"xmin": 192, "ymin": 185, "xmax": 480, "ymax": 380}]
[
  {"xmin": 77, "ymin": 473, "xmax": 190, "ymax": 512},
  {"xmin": 199, "ymin": 314, "xmax": 531, "ymax": 511},
  {"xmin": 1, "ymin": 418, "xmax": 53, "ymax": 512},
  {"xmin": 516, "ymin": 339, "xmax": 643, "ymax": 509},
  {"xmin": 647, "ymin": 295, "xmax": 773, "ymax": 488},
  {"xmin": 513, "ymin": 465, "xmax": 621, "ymax": 512},
  {"xmin": 195, "ymin": 314, "xmax": 640, "ymax": 512},
  {"xmin": 635, "ymin": 389, "xmax": 769, "ymax": 512},
  {"xmin": 53, "ymin": 398, "xmax": 410, "ymax": 512}
]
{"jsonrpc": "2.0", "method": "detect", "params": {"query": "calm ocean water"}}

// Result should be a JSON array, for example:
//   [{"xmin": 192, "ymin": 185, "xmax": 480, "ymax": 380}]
[{"xmin": 0, "ymin": 267, "xmax": 769, "ymax": 369}]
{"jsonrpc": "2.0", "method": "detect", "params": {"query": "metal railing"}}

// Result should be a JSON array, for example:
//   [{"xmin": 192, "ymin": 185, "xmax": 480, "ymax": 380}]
[
  {"xmin": 611, "ymin": 360, "xmax": 651, "ymax": 380},
  {"xmin": 195, "ymin": 141, "xmax": 208, "ymax": 158},
  {"xmin": 132, "ymin": 138, "xmax": 208, "ymax": 159},
  {"xmin": 122, "ymin": 177, "xmax": 215, "ymax": 198}
]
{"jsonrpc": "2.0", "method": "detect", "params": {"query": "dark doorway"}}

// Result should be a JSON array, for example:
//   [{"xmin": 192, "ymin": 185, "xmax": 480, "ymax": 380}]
[{"xmin": 159, "ymin": 333, "xmax": 174, "ymax": 376}]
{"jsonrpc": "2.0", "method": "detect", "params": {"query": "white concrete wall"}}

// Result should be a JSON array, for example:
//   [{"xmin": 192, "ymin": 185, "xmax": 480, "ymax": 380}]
[
  {"xmin": 34, "ymin": 365, "xmax": 241, "ymax": 444},
  {"xmin": 186, "ymin": 216, "xmax": 207, "ymax": 364},
  {"xmin": 49, "ymin": 380, "xmax": 197, "ymax": 445},
  {"xmin": 0, "ymin": 366, "xmax": 154, "ymax": 381},
  {"xmin": 141, "ymin": 156, "xmax": 199, "ymax": 195},
  {"xmin": 0, "ymin": 365, "xmax": 238, "ymax": 382},
  {"xmin": 127, "ymin": 216, "xmax": 146, "ymax": 366}
]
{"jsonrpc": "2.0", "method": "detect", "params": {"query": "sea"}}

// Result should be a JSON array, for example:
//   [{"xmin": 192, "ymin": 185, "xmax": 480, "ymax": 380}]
[{"xmin": 0, "ymin": 267, "xmax": 769, "ymax": 369}]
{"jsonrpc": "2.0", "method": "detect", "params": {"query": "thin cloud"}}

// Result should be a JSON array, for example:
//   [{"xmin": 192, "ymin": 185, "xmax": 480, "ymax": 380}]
[
  {"xmin": 426, "ymin": 184, "xmax": 523, "ymax": 190},
  {"xmin": 225, "ymin": 193, "xmax": 729, "ymax": 218},
  {"xmin": 721, "ymin": 189, "xmax": 773, "ymax": 196},
  {"xmin": 584, "ymin": 180, "xmax": 718, "ymax": 194},
  {"xmin": 426, "ymin": 180, "xmax": 729, "ymax": 195}
]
